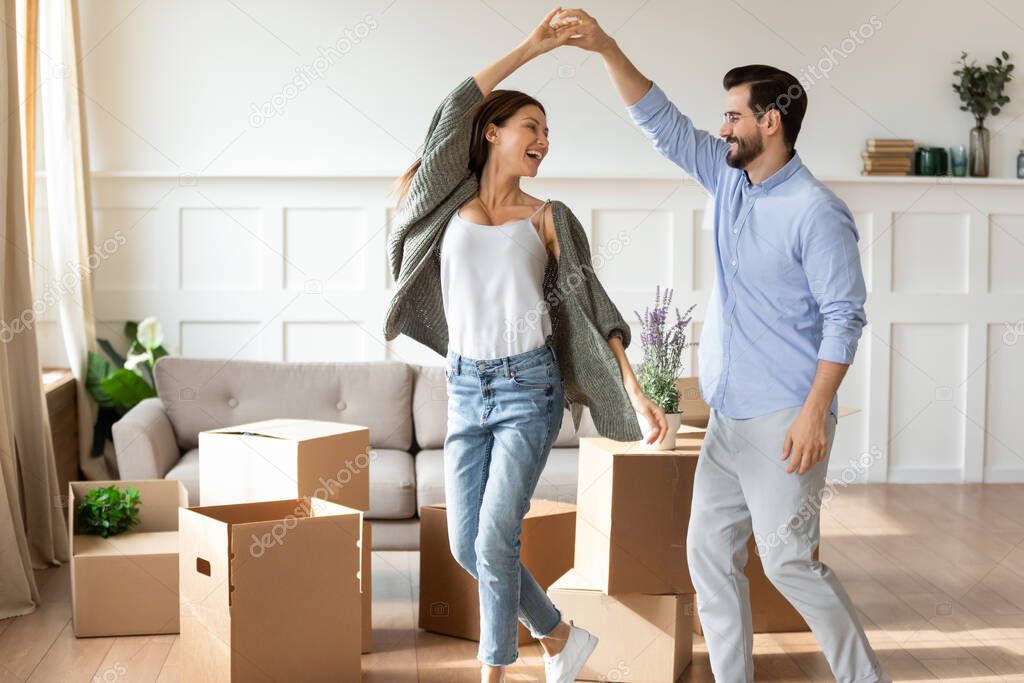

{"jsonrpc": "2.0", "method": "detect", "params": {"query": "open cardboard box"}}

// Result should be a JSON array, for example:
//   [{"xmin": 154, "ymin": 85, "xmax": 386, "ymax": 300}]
[
  {"xmin": 69, "ymin": 479, "xmax": 187, "ymax": 637},
  {"xmin": 198, "ymin": 418, "xmax": 369, "ymax": 510},
  {"xmin": 548, "ymin": 569, "xmax": 693, "ymax": 682},
  {"xmin": 419, "ymin": 500, "xmax": 575, "ymax": 644},
  {"xmin": 179, "ymin": 497, "xmax": 362, "ymax": 682}
]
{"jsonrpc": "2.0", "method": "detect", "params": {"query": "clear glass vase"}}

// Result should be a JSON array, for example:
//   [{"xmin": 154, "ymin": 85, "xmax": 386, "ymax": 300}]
[{"xmin": 969, "ymin": 123, "xmax": 990, "ymax": 177}]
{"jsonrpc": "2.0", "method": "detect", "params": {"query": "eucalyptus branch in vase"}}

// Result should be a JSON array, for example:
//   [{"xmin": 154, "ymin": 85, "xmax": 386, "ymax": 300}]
[{"xmin": 952, "ymin": 50, "xmax": 1014, "ymax": 177}]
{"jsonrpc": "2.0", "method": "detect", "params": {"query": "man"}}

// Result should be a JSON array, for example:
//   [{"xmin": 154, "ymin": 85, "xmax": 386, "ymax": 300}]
[{"xmin": 556, "ymin": 9, "xmax": 889, "ymax": 683}]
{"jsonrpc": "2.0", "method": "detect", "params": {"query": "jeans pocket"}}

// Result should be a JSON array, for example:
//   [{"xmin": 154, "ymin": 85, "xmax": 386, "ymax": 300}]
[{"xmin": 509, "ymin": 364, "xmax": 552, "ymax": 390}]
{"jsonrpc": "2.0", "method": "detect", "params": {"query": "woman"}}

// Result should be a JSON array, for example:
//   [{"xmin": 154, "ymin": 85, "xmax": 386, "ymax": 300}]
[{"xmin": 384, "ymin": 8, "xmax": 668, "ymax": 682}]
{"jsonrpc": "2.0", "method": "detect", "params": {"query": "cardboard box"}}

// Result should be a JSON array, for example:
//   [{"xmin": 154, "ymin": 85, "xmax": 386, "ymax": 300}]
[
  {"xmin": 69, "ymin": 479, "xmax": 187, "ymax": 637},
  {"xmin": 676, "ymin": 377, "xmax": 710, "ymax": 428},
  {"xmin": 693, "ymin": 537, "xmax": 815, "ymax": 634},
  {"xmin": 548, "ymin": 569, "xmax": 693, "ymax": 682},
  {"xmin": 419, "ymin": 500, "xmax": 575, "ymax": 644},
  {"xmin": 361, "ymin": 521, "xmax": 372, "ymax": 654},
  {"xmin": 574, "ymin": 437, "xmax": 700, "ymax": 595},
  {"xmin": 199, "ymin": 419, "xmax": 369, "ymax": 510},
  {"xmin": 179, "ymin": 497, "xmax": 362, "ymax": 682}
]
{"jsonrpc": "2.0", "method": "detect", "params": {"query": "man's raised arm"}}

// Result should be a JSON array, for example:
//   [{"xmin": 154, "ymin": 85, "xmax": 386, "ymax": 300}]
[{"xmin": 557, "ymin": 8, "xmax": 727, "ymax": 193}]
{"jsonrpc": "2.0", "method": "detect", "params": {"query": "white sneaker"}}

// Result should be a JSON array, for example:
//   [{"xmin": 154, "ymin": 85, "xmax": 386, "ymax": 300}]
[{"xmin": 543, "ymin": 622, "xmax": 598, "ymax": 683}]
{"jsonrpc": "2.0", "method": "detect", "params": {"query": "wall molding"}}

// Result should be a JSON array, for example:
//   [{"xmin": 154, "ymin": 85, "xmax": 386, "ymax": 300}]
[{"xmin": 32, "ymin": 173, "xmax": 1024, "ymax": 483}]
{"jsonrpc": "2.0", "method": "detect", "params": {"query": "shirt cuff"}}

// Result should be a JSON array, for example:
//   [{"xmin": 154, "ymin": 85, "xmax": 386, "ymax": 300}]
[
  {"xmin": 818, "ymin": 336, "xmax": 857, "ymax": 365},
  {"xmin": 626, "ymin": 81, "xmax": 669, "ymax": 124}
]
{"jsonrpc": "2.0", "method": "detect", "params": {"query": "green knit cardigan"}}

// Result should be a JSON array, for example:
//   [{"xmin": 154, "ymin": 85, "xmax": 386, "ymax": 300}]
[{"xmin": 383, "ymin": 75, "xmax": 643, "ymax": 442}]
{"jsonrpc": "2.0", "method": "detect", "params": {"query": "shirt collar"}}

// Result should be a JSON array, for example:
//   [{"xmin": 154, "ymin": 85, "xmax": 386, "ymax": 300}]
[{"xmin": 744, "ymin": 149, "xmax": 803, "ymax": 192}]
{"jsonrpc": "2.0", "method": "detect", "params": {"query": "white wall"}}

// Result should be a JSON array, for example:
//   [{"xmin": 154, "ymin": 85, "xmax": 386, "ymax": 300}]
[
  {"xmin": 29, "ymin": 1, "xmax": 1024, "ymax": 484},
  {"xmin": 74, "ymin": 0, "xmax": 1024, "ymax": 179}
]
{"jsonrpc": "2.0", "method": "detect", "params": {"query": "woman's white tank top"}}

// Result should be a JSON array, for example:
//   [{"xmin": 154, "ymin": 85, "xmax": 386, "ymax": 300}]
[{"xmin": 440, "ymin": 201, "xmax": 552, "ymax": 359}]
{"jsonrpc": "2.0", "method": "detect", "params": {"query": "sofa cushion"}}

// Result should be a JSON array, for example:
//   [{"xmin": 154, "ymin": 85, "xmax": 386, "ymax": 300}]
[
  {"xmin": 368, "ymin": 449, "xmax": 417, "ymax": 520},
  {"xmin": 154, "ymin": 357, "xmax": 413, "ymax": 452},
  {"xmin": 415, "ymin": 447, "xmax": 579, "ymax": 510},
  {"xmin": 411, "ymin": 365, "xmax": 448, "ymax": 449},
  {"xmin": 166, "ymin": 448, "xmax": 199, "ymax": 505},
  {"xmin": 411, "ymin": 363, "xmax": 600, "ymax": 449},
  {"xmin": 163, "ymin": 447, "xmax": 416, "ymax": 519}
]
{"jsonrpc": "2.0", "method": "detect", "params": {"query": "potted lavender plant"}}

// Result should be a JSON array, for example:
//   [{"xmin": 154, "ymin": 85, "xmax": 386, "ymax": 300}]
[{"xmin": 635, "ymin": 287, "xmax": 695, "ymax": 449}]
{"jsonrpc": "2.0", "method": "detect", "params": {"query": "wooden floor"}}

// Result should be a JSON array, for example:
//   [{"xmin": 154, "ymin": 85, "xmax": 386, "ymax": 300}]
[{"xmin": 2, "ymin": 484, "xmax": 1024, "ymax": 681}]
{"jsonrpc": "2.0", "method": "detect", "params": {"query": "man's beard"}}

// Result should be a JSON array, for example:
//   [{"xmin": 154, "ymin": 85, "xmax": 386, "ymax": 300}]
[{"xmin": 724, "ymin": 133, "xmax": 764, "ymax": 169}]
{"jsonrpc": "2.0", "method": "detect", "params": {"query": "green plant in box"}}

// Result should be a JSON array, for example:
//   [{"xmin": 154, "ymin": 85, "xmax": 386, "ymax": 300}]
[{"xmin": 76, "ymin": 485, "xmax": 142, "ymax": 538}]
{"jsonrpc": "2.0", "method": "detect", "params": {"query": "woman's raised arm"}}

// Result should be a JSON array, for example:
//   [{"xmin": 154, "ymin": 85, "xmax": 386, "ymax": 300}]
[{"xmin": 473, "ymin": 7, "xmax": 577, "ymax": 96}]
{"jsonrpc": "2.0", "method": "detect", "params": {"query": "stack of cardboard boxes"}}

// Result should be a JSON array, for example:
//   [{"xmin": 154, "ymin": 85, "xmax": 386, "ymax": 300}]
[
  {"xmin": 518, "ymin": 378, "xmax": 703, "ymax": 681},
  {"xmin": 547, "ymin": 427, "xmax": 704, "ymax": 683},
  {"xmin": 545, "ymin": 377, "xmax": 818, "ymax": 681},
  {"xmin": 68, "ymin": 418, "xmax": 373, "ymax": 682}
]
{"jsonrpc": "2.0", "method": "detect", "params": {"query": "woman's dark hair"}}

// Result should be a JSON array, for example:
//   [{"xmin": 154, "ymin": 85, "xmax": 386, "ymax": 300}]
[
  {"xmin": 722, "ymin": 65, "xmax": 807, "ymax": 150},
  {"xmin": 394, "ymin": 90, "xmax": 545, "ymax": 208}
]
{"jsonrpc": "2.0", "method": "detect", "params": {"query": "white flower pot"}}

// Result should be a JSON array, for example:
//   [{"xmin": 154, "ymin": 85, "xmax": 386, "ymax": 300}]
[{"xmin": 637, "ymin": 411, "xmax": 683, "ymax": 450}]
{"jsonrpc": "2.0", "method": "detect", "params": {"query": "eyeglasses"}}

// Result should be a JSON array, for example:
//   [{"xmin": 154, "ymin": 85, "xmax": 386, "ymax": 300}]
[{"xmin": 722, "ymin": 111, "xmax": 767, "ymax": 125}]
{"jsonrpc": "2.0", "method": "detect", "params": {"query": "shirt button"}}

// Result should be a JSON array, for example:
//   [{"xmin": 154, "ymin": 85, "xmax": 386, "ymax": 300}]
[
  {"xmin": 731, "ymin": 259, "xmax": 737, "ymax": 266},
  {"xmin": 227, "ymin": 397, "xmax": 238, "ymax": 408},
  {"xmin": 336, "ymin": 401, "xmax": 346, "ymax": 411}
]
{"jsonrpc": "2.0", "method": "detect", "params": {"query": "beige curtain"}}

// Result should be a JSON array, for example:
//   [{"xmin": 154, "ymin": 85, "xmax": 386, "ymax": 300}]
[
  {"xmin": 1, "ymin": 0, "xmax": 70, "ymax": 620},
  {"xmin": 38, "ymin": 0, "xmax": 108, "ymax": 480}
]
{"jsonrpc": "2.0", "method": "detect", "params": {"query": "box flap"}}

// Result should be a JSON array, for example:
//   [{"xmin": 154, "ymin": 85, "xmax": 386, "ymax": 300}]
[
  {"xmin": 838, "ymin": 405, "xmax": 860, "ymax": 418},
  {"xmin": 201, "ymin": 418, "xmax": 366, "ymax": 442},
  {"xmin": 524, "ymin": 499, "xmax": 575, "ymax": 519},
  {"xmin": 73, "ymin": 530, "xmax": 179, "ymax": 558},
  {"xmin": 676, "ymin": 424, "xmax": 706, "ymax": 436},
  {"xmin": 427, "ymin": 500, "xmax": 573, "ymax": 520},
  {"xmin": 188, "ymin": 498, "xmax": 313, "ymax": 526},
  {"xmin": 548, "ymin": 568, "xmax": 604, "ymax": 593}
]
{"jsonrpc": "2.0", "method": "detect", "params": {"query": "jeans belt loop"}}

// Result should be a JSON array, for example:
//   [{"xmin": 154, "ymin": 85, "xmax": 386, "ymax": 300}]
[
  {"xmin": 455, "ymin": 353, "xmax": 462, "ymax": 376},
  {"xmin": 503, "ymin": 357, "xmax": 511, "ymax": 378}
]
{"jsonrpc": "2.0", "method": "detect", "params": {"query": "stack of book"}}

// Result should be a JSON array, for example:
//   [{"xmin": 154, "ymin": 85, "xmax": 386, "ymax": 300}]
[{"xmin": 861, "ymin": 139, "xmax": 914, "ymax": 176}]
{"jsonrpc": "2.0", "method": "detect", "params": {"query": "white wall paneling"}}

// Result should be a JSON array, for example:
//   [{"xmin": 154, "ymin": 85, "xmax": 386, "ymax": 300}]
[{"xmin": 32, "ymin": 173, "xmax": 1024, "ymax": 483}]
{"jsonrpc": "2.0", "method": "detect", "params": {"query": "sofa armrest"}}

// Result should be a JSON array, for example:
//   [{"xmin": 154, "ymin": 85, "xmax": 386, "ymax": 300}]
[{"xmin": 112, "ymin": 397, "xmax": 182, "ymax": 479}]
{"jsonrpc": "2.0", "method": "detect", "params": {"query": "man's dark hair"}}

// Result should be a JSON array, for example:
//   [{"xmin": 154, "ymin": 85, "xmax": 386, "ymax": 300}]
[{"xmin": 722, "ymin": 65, "xmax": 807, "ymax": 150}]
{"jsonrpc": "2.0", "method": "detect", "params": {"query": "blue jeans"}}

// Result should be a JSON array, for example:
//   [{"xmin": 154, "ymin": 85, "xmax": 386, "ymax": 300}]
[{"xmin": 443, "ymin": 342, "xmax": 565, "ymax": 666}]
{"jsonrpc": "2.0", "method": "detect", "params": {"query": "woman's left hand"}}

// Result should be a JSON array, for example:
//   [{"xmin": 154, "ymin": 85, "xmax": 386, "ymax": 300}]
[
  {"xmin": 522, "ymin": 7, "xmax": 580, "ymax": 59},
  {"xmin": 628, "ymin": 385, "xmax": 668, "ymax": 446}
]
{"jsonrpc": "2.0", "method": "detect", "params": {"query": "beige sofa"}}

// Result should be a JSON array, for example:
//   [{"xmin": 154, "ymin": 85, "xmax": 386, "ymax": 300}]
[{"xmin": 112, "ymin": 356, "xmax": 603, "ymax": 550}]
